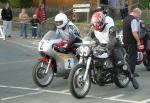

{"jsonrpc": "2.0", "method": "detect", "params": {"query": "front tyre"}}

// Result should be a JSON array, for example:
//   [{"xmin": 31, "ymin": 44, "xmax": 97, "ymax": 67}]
[
  {"xmin": 32, "ymin": 60, "xmax": 54, "ymax": 87},
  {"xmin": 69, "ymin": 64, "xmax": 91, "ymax": 99}
]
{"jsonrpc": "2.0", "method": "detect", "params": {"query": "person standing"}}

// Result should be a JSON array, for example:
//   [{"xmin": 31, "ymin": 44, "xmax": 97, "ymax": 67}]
[
  {"xmin": 124, "ymin": 0, "xmax": 129, "ymax": 17},
  {"xmin": 99, "ymin": 0, "xmax": 109, "ymax": 11},
  {"xmin": 1, "ymin": 2, "xmax": 13, "ymax": 38},
  {"xmin": 30, "ymin": 14, "xmax": 40, "ymax": 39},
  {"xmin": 123, "ymin": 8, "xmax": 142, "ymax": 77},
  {"xmin": 119, "ymin": 0, "xmax": 126, "ymax": 20},
  {"xmin": 108, "ymin": 0, "xmax": 117, "ymax": 19},
  {"xmin": 19, "ymin": 8, "xmax": 29, "ymax": 39}
]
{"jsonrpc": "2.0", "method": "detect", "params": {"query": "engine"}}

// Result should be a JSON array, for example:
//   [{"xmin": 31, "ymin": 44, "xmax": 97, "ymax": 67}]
[{"xmin": 94, "ymin": 58, "xmax": 114, "ymax": 69}]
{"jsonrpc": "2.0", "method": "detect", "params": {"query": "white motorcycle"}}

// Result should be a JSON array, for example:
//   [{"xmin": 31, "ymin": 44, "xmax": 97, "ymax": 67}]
[{"xmin": 32, "ymin": 31, "xmax": 81, "ymax": 87}]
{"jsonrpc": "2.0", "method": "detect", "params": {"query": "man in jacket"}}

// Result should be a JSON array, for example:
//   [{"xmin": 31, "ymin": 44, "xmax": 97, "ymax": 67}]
[
  {"xmin": 123, "ymin": 8, "xmax": 142, "ymax": 77},
  {"xmin": 1, "ymin": 2, "xmax": 13, "ymax": 38}
]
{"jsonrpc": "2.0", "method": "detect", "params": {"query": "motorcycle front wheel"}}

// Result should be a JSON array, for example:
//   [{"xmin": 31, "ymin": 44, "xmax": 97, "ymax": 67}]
[
  {"xmin": 32, "ymin": 60, "xmax": 54, "ymax": 87},
  {"xmin": 69, "ymin": 64, "xmax": 91, "ymax": 99}
]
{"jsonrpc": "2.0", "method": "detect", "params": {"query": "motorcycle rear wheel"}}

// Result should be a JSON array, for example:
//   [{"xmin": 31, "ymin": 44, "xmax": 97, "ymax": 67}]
[
  {"xmin": 114, "ymin": 64, "xmax": 130, "ymax": 88},
  {"xmin": 32, "ymin": 60, "xmax": 54, "ymax": 87},
  {"xmin": 69, "ymin": 64, "xmax": 91, "ymax": 99},
  {"xmin": 143, "ymin": 59, "xmax": 150, "ymax": 71}
]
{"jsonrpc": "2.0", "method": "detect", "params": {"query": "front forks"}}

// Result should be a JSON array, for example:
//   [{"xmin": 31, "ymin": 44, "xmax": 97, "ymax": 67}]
[
  {"xmin": 45, "ymin": 59, "xmax": 51, "ymax": 73},
  {"xmin": 83, "ymin": 57, "xmax": 92, "ymax": 81}
]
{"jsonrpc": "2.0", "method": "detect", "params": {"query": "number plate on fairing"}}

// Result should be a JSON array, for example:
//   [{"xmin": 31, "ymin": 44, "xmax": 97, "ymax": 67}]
[{"xmin": 58, "ymin": 53, "xmax": 77, "ymax": 70}]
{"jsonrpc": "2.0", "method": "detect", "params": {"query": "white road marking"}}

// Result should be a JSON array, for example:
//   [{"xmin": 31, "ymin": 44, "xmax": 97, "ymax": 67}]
[
  {"xmin": 104, "ymin": 98, "xmax": 138, "ymax": 103},
  {"xmin": 104, "ymin": 94, "xmax": 138, "ymax": 103},
  {"xmin": 59, "ymin": 89, "xmax": 69, "ymax": 93},
  {"xmin": 1, "ymin": 91, "xmax": 44, "ymax": 101},
  {"xmin": 139, "ymin": 99, "xmax": 150, "ymax": 103},
  {"xmin": 0, "ymin": 84, "xmax": 149, "ymax": 103},
  {"xmin": 105, "ymin": 94, "xmax": 124, "ymax": 99},
  {"xmin": 0, "ymin": 84, "xmax": 102, "ymax": 100},
  {"xmin": 0, "ymin": 85, "xmax": 40, "ymax": 91}
]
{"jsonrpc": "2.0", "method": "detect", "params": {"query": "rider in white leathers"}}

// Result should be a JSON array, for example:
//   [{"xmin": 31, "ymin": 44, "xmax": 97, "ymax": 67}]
[
  {"xmin": 90, "ymin": 11, "xmax": 125, "ymax": 66},
  {"xmin": 54, "ymin": 13, "xmax": 81, "ymax": 52}
]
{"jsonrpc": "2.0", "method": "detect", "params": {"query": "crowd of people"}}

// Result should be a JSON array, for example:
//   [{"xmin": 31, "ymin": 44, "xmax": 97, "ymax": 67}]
[
  {"xmin": 0, "ymin": 1, "xmax": 130, "ymax": 40},
  {"xmin": 1, "ymin": 2, "xmax": 45, "ymax": 39}
]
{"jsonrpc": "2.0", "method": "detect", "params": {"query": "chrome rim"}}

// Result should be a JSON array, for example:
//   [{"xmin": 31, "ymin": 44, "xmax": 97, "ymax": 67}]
[
  {"xmin": 73, "ymin": 67, "xmax": 90, "ymax": 95},
  {"xmin": 118, "ymin": 72, "xmax": 129, "ymax": 85},
  {"xmin": 36, "ymin": 62, "xmax": 53, "ymax": 85}
]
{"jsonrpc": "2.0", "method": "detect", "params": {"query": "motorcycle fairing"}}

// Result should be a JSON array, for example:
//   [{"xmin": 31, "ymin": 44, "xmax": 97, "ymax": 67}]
[{"xmin": 55, "ymin": 52, "xmax": 78, "ymax": 74}]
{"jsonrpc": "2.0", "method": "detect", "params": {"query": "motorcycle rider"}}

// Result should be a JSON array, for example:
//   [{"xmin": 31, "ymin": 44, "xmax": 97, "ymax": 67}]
[
  {"xmin": 54, "ymin": 12, "xmax": 81, "ymax": 52},
  {"xmin": 89, "ymin": 11, "xmax": 126, "ymax": 66}
]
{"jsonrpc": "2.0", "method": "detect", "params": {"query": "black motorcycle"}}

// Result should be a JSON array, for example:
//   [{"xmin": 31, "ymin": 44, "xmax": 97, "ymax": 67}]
[{"xmin": 69, "ymin": 38, "xmax": 139, "ymax": 99}]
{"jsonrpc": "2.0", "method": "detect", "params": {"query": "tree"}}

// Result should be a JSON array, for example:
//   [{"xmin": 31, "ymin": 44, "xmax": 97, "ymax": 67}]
[
  {"xmin": 8, "ymin": 0, "xmax": 33, "ymax": 8},
  {"xmin": 139, "ymin": 0, "xmax": 149, "ymax": 9},
  {"xmin": 0, "ymin": 0, "xmax": 8, "ymax": 3}
]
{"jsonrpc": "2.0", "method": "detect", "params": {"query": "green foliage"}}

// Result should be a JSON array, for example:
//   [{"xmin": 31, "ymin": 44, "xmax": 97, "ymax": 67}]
[
  {"xmin": 139, "ymin": 0, "xmax": 150, "ymax": 9},
  {"xmin": 0, "ymin": 0, "xmax": 8, "ymax": 3},
  {"xmin": 8, "ymin": 0, "xmax": 33, "ymax": 8}
]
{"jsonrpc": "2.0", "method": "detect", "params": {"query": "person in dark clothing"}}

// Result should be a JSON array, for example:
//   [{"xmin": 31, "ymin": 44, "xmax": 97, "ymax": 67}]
[
  {"xmin": 30, "ymin": 14, "xmax": 40, "ymax": 38},
  {"xmin": 1, "ymin": 2, "xmax": 13, "ymax": 38},
  {"xmin": 124, "ymin": 0, "xmax": 129, "ymax": 17},
  {"xmin": 99, "ymin": 0, "xmax": 109, "ymax": 11},
  {"xmin": 123, "ymin": 8, "xmax": 142, "ymax": 77}
]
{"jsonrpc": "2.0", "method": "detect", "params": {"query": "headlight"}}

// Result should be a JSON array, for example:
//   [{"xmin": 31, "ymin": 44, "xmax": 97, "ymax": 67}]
[{"xmin": 76, "ymin": 45, "xmax": 91, "ymax": 56}]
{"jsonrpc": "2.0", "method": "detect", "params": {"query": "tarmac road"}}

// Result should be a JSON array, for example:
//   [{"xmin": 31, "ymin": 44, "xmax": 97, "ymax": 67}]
[{"xmin": 0, "ymin": 37, "xmax": 150, "ymax": 103}]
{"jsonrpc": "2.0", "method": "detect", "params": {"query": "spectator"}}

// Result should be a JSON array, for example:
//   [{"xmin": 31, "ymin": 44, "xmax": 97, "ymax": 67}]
[
  {"xmin": 35, "ymin": 4, "xmax": 46, "ymax": 23},
  {"xmin": 99, "ymin": 0, "xmax": 109, "ymax": 11},
  {"xmin": 108, "ymin": 0, "xmax": 117, "ymax": 19},
  {"xmin": 124, "ymin": 0, "xmax": 129, "ymax": 17},
  {"xmin": 1, "ymin": 2, "xmax": 13, "ymax": 38},
  {"xmin": 30, "ymin": 14, "xmax": 40, "ymax": 39},
  {"xmin": 35, "ymin": 5, "xmax": 46, "ymax": 37},
  {"xmin": 120, "ymin": 0, "xmax": 126, "ymax": 20},
  {"xmin": 19, "ymin": 8, "xmax": 29, "ymax": 39},
  {"xmin": 123, "ymin": 8, "xmax": 142, "ymax": 77}
]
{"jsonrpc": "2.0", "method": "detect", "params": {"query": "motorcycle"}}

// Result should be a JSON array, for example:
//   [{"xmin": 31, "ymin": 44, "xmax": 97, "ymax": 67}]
[
  {"xmin": 137, "ymin": 20, "xmax": 150, "ymax": 71},
  {"xmin": 69, "ymin": 37, "xmax": 139, "ymax": 99},
  {"xmin": 32, "ymin": 31, "xmax": 80, "ymax": 87}
]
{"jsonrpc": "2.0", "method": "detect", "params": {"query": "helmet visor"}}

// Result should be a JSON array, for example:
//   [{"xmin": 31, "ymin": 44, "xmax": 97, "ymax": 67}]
[{"xmin": 55, "ymin": 21, "xmax": 63, "ymax": 27}]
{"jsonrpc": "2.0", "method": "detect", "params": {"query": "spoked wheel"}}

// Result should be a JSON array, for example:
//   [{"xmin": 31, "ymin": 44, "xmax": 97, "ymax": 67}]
[
  {"xmin": 69, "ymin": 64, "xmax": 91, "ymax": 99},
  {"xmin": 114, "ymin": 64, "xmax": 130, "ymax": 88},
  {"xmin": 32, "ymin": 60, "xmax": 54, "ymax": 87}
]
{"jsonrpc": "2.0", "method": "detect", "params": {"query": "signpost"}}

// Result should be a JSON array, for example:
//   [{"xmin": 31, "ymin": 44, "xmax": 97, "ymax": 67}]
[{"xmin": 73, "ymin": 4, "xmax": 90, "ymax": 23}]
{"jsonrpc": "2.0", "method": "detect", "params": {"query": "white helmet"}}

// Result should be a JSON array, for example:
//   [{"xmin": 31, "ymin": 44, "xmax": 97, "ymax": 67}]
[{"xmin": 54, "ymin": 13, "xmax": 68, "ymax": 29}]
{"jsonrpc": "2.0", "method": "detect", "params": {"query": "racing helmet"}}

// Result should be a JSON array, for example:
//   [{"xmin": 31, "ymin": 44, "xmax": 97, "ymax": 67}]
[
  {"xmin": 54, "ymin": 13, "xmax": 68, "ymax": 29},
  {"xmin": 91, "ymin": 11, "xmax": 105, "ymax": 31}
]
